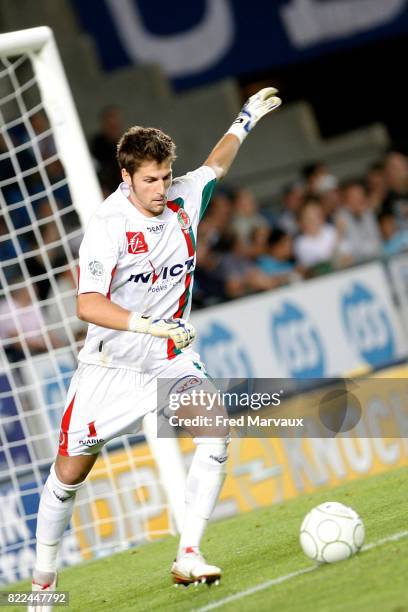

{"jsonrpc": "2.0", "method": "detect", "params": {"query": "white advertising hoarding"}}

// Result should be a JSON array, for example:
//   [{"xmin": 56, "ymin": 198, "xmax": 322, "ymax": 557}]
[
  {"xmin": 191, "ymin": 262, "xmax": 407, "ymax": 378},
  {"xmin": 387, "ymin": 252, "xmax": 408, "ymax": 336}
]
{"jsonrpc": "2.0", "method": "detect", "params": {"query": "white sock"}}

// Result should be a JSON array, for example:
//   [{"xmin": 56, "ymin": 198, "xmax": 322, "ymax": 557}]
[
  {"xmin": 35, "ymin": 463, "xmax": 85, "ymax": 573},
  {"xmin": 178, "ymin": 437, "xmax": 229, "ymax": 558},
  {"xmin": 35, "ymin": 543, "xmax": 59, "ymax": 575}
]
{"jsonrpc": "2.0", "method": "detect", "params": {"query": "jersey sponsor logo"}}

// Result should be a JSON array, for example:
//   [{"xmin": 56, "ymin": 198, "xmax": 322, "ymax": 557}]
[
  {"xmin": 177, "ymin": 209, "xmax": 191, "ymax": 230},
  {"xmin": 126, "ymin": 231, "xmax": 148, "ymax": 254},
  {"xmin": 128, "ymin": 256, "xmax": 195, "ymax": 284},
  {"xmin": 146, "ymin": 223, "xmax": 165, "ymax": 234},
  {"xmin": 88, "ymin": 260, "xmax": 104, "ymax": 277}
]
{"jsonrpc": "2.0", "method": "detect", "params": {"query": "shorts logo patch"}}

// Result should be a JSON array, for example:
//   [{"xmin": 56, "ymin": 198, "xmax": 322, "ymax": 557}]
[
  {"xmin": 173, "ymin": 375, "xmax": 202, "ymax": 394},
  {"xmin": 177, "ymin": 209, "xmax": 191, "ymax": 231},
  {"xmin": 88, "ymin": 260, "xmax": 104, "ymax": 277},
  {"xmin": 79, "ymin": 438, "xmax": 105, "ymax": 447},
  {"xmin": 126, "ymin": 231, "xmax": 148, "ymax": 254}
]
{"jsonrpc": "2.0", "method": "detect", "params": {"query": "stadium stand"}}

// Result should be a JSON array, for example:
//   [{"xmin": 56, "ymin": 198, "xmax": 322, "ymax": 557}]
[{"xmin": 0, "ymin": 0, "xmax": 390, "ymax": 201}]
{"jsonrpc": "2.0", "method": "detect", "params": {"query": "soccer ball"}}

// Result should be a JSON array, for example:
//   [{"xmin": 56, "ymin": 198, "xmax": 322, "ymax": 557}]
[{"xmin": 300, "ymin": 501, "xmax": 365, "ymax": 563}]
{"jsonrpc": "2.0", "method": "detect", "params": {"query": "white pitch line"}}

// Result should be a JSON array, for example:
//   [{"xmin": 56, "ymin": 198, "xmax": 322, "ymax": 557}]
[
  {"xmin": 361, "ymin": 530, "xmax": 408, "ymax": 552},
  {"xmin": 196, "ymin": 530, "xmax": 408, "ymax": 612}
]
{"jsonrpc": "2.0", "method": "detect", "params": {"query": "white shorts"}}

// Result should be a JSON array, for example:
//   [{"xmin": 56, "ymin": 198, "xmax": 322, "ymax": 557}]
[{"xmin": 58, "ymin": 352, "xmax": 209, "ymax": 456}]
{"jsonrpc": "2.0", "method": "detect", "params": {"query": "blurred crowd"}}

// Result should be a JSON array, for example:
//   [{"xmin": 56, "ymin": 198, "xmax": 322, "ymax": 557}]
[
  {"xmin": 194, "ymin": 151, "xmax": 408, "ymax": 307},
  {"xmin": 1, "ymin": 105, "xmax": 408, "ymax": 361}
]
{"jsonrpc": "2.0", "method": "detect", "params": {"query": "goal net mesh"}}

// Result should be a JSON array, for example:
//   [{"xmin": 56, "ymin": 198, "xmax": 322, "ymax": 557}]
[{"xmin": 0, "ymin": 46, "xmax": 177, "ymax": 586}]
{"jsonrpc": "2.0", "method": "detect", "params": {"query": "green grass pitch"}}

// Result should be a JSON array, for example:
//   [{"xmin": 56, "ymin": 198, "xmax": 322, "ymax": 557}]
[{"xmin": 7, "ymin": 466, "xmax": 408, "ymax": 611}]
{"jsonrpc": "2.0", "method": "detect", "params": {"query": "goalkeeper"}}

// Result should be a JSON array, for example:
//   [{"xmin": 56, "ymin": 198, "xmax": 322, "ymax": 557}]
[{"xmin": 30, "ymin": 88, "xmax": 282, "ymax": 600}]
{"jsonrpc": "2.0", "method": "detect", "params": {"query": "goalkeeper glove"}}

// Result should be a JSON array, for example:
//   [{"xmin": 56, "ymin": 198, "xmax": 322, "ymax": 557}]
[
  {"xmin": 226, "ymin": 87, "xmax": 282, "ymax": 144},
  {"xmin": 128, "ymin": 313, "xmax": 195, "ymax": 349}
]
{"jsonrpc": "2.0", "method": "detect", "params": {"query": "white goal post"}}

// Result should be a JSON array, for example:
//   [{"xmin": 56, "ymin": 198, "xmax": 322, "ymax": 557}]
[
  {"xmin": 0, "ymin": 26, "xmax": 185, "ymax": 586},
  {"xmin": 0, "ymin": 26, "xmax": 101, "ymax": 227}
]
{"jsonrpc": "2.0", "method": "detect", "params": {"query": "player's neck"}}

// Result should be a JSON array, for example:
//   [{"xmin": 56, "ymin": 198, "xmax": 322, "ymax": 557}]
[{"xmin": 127, "ymin": 194, "xmax": 162, "ymax": 219}]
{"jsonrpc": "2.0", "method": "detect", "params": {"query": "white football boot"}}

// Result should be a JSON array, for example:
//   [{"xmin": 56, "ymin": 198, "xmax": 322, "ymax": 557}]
[
  {"xmin": 171, "ymin": 547, "xmax": 221, "ymax": 586},
  {"xmin": 28, "ymin": 570, "xmax": 57, "ymax": 612}
]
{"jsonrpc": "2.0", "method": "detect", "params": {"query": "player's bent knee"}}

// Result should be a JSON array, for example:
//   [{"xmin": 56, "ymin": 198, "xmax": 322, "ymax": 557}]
[{"xmin": 54, "ymin": 454, "xmax": 97, "ymax": 486}]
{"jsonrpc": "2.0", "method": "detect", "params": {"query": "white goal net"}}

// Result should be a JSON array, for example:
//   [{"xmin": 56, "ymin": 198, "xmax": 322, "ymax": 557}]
[{"xmin": 0, "ymin": 27, "xmax": 185, "ymax": 586}]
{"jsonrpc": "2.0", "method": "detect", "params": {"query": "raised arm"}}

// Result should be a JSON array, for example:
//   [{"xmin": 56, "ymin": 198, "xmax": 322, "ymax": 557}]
[{"xmin": 204, "ymin": 87, "xmax": 282, "ymax": 180}]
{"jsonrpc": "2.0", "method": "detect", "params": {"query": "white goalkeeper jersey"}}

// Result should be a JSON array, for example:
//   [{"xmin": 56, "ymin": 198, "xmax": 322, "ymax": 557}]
[{"xmin": 77, "ymin": 165, "xmax": 216, "ymax": 371}]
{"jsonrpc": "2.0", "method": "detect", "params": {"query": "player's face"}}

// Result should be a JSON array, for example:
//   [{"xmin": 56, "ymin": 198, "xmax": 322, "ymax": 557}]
[{"xmin": 122, "ymin": 159, "xmax": 173, "ymax": 217}]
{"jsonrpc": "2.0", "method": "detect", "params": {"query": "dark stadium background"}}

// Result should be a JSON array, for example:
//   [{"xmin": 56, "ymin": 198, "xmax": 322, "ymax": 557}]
[{"xmin": 242, "ymin": 34, "xmax": 408, "ymax": 149}]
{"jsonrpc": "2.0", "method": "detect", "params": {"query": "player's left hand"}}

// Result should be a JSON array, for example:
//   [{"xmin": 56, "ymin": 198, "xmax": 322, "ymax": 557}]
[
  {"xmin": 150, "ymin": 317, "xmax": 196, "ymax": 349},
  {"xmin": 227, "ymin": 87, "xmax": 282, "ymax": 143},
  {"xmin": 128, "ymin": 312, "xmax": 195, "ymax": 349}
]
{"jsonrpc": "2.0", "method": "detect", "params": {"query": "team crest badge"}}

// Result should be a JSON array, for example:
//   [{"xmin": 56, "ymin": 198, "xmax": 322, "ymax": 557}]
[
  {"xmin": 177, "ymin": 209, "xmax": 191, "ymax": 231},
  {"xmin": 126, "ymin": 231, "xmax": 148, "ymax": 254}
]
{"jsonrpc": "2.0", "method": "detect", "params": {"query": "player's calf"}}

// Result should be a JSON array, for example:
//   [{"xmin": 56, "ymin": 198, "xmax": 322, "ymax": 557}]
[{"xmin": 30, "ymin": 460, "xmax": 89, "ymax": 610}]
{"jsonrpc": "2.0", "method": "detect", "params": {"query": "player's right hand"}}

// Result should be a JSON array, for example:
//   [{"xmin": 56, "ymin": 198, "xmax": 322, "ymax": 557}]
[{"xmin": 128, "ymin": 313, "xmax": 195, "ymax": 349}]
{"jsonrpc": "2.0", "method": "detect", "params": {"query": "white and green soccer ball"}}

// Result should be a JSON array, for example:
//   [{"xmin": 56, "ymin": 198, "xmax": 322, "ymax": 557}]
[{"xmin": 300, "ymin": 501, "xmax": 365, "ymax": 563}]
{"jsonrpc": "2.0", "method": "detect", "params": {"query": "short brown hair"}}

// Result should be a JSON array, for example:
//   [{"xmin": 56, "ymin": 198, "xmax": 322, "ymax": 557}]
[{"xmin": 116, "ymin": 126, "xmax": 176, "ymax": 175}]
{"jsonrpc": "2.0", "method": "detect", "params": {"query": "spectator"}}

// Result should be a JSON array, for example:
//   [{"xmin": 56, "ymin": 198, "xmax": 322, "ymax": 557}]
[
  {"xmin": 216, "ymin": 231, "xmax": 282, "ymax": 298},
  {"xmin": 30, "ymin": 111, "xmax": 63, "ymax": 179},
  {"xmin": 30, "ymin": 111, "xmax": 71, "ymax": 206},
  {"xmin": 90, "ymin": 105, "xmax": 123, "ymax": 195},
  {"xmin": 193, "ymin": 189, "xmax": 234, "ymax": 306},
  {"xmin": 193, "ymin": 239, "xmax": 226, "ymax": 307},
  {"xmin": 277, "ymin": 181, "xmax": 305, "ymax": 235},
  {"xmin": 365, "ymin": 162, "xmax": 387, "ymax": 211},
  {"xmin": 316, "ymin": 174, "xmax": 342, "ymax": 223},
  {"xmin": 0, "ymin": 281, "xmax": 61, "ymax": 361},
  {"xmin": 45, "ymin": 267, "xmax": 87, "ymax": 345},
  {"xmin": 257, "ymin": 228, "xmax": 300, "ymax": 282},
  {"xmin": 336, "ymin": 182, "xmax": 382, "ymax": 261},
  {"xmin": 198, "ymin": 188, "xmax": 233, "ymax": 249},
  {"xmin": 231, "ymin": 187, "xmax": 268, "ymax": 250},
  {"xmin": 380, "ymin": 151, "xmax": 408, "ymax": 228},
  {"xmin": 294, "ymin": 199, "xmax": 350, "ymax": 271},
  {"xmin": 378, "ymin": 211, "xmax": 408, "ymax": 256},
  {"xmin": 302, "ymin": 161, "xmax": 338, "ymax": 197}
]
